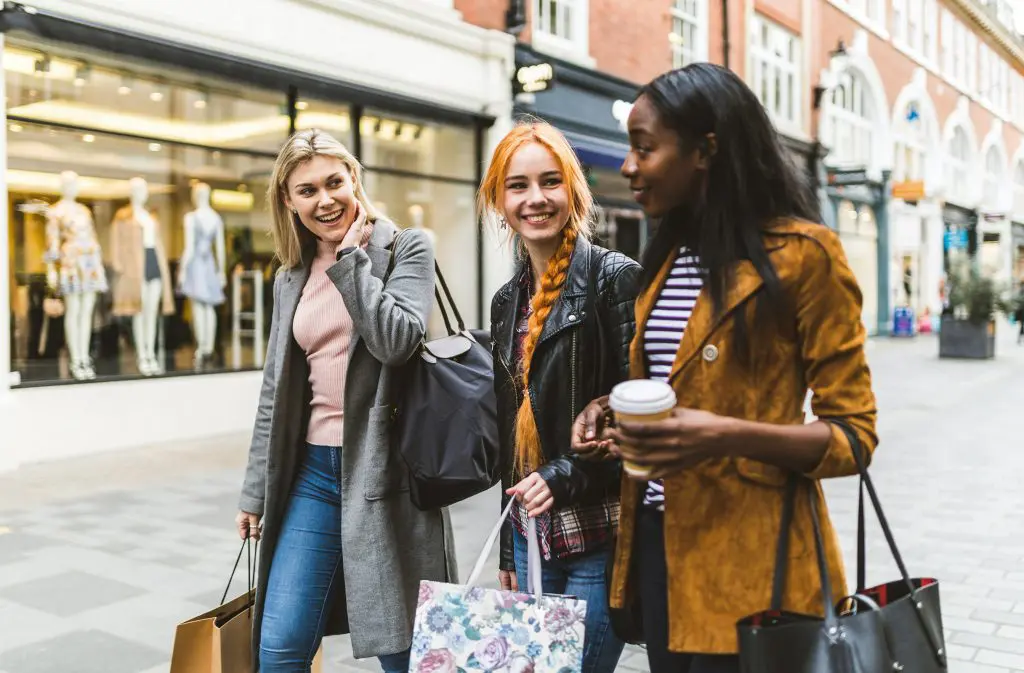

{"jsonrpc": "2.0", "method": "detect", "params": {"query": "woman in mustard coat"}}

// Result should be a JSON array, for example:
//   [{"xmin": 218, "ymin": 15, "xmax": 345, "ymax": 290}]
[{"xmin": 571, "ymin": 64, "xmax": 878, "ymax": 673}]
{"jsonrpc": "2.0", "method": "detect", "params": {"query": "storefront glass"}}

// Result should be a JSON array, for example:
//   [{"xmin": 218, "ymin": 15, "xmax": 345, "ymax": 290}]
[{"xmin": 6, "ymin": 36, "xmax": 480, "ymax": 387}]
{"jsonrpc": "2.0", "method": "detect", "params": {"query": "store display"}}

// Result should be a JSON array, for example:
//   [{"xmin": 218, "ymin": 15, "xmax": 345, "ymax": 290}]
[
  {"xmin": 43, "ymin": 171, "xmax": 109, "ymax": 380},
  {"xmin": 179, "ymin": 182, "xmax": 227, "ymax": 370},
  {"xmin": 110, "ymin": 177, "xmax": 175, "ymax": 376}
]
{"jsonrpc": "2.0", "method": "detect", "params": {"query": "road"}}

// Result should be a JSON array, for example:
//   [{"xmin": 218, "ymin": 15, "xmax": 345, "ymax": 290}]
[{"xmin": 0, "ymin": 323, "xmax": 1023, "ymax": 672}]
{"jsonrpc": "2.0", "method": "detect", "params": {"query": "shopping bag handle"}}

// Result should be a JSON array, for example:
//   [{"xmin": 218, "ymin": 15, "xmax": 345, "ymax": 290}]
[
  {"xmin": 220, "ymin": 535, "xmax": 258, "ymax": 605},
  {"xmin": 465, "ymin": 499, "xmax": 543, "ymax": 600}
]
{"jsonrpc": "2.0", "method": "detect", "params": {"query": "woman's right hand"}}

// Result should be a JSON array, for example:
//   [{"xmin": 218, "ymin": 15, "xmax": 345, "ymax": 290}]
[
  {"xmin": 498, "ymin": 569, "xmax": 519, "ymax": 591},
  {"xmin": 571, "ymin": 396, "xmax": 616, "ymax": 460},
  {"xmin": 235, "ymin": 510, "xmax": 261, "ymax": 541}
]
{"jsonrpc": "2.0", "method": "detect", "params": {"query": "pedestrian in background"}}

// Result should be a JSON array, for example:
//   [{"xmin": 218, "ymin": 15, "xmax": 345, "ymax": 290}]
[
  {"xmin": 236, "ymin": 129, "xmax": 454, "ymax": 673},
  {"xmin": 572, "ymin": 63, "xmax": 878, "ymax": 673},
  {"xmin": 479, "ymin": 121, "xmax": 641, "ymax": 673}
]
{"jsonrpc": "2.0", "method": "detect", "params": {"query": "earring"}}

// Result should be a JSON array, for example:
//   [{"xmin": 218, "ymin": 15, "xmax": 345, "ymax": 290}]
[
  {"xmin": 292, "ymin": 208, "xmax": 298, "ymax": 214},
  {"xmin": 498, "ymin": 215, "xmax": 507, "ymax": 230}
]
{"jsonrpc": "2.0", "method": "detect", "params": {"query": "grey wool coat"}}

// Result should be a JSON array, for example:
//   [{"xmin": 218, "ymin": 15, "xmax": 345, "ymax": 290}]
[{"xmin": 238, "ymin": 218, "xmax": 458, "ymax": 661}]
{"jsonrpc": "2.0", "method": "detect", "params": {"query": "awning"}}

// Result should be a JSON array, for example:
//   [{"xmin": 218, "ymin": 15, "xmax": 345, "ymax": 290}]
[{"xmin": 563, "ymin": 131, "xmax": 629, "ymax": 171}]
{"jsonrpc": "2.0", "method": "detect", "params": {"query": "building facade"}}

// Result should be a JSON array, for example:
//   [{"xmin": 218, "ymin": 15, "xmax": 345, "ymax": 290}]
[{"xmin": 0, "ymin": 0, "xmax": 515, "ymax": 469}]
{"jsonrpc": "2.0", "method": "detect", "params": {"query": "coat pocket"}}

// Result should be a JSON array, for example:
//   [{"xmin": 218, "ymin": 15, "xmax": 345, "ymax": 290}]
[
  {"xmin": 364, "ymin": 404, "xmax": 409, "ymax": 501},
  {"xmin": 732, "ymin": 457, "xmax": 788, "ymax": 488}
]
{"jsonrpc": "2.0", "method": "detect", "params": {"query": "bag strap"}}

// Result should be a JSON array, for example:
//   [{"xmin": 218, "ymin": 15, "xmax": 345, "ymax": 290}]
[
  {"xmin": 465, "ymin": 499, "xmax": 543, "ymax": 600},
  {"xmin": 770, "ymin": 475, "xmax": 838, "ymax": 628},
  {"xmin": 220, "ymin": 535, "xmax": 258, "ymax": 606},
  {"xmin": 386, "ymin": 229, "xmax": 466, "ymax": 337}
]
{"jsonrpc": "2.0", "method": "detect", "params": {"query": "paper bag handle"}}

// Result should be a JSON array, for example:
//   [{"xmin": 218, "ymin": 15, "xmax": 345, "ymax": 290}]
[{"xmin": 465, "ymin": 499, "xmax": 543, "ymax": 600}]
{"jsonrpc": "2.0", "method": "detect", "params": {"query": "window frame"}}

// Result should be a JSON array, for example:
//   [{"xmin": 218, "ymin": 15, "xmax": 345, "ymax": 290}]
[
  {"xmin": 748, "ymin": 12, "xmax": 802, "ymax": 135},
  {"xmin": 669, "ymin": 0, "xmax": 708, "ymax": 69},
  {"xmin": 532, "ymin": 0, "xmax": 591, "ymax": 61}
]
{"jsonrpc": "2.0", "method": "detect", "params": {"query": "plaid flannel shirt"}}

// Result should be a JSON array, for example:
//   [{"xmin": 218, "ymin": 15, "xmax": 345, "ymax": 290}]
[{"xmin": 510, "ymin": 271, "xmax": 619, "ymax": 560}]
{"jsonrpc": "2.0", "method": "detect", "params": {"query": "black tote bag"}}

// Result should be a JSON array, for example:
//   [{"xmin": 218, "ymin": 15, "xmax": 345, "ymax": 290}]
[
  {"xmin": 736, "ymin": 422, "xmax": 947, "ymax": 673},
  {"xmin": 385, "ymin": 232, "xmax": 500, "ymax": 511}
]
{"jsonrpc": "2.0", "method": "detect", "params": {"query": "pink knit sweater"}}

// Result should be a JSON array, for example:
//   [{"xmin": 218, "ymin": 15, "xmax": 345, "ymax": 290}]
[{"xmin": 293, "ymin": 225, "xmax": 374, "ymax": 446}]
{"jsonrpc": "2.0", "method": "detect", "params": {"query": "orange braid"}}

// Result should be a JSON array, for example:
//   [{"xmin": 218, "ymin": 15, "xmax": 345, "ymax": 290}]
[{"xmin": 514, "ymin": 227, "xmax": 580, "ymax": 476}]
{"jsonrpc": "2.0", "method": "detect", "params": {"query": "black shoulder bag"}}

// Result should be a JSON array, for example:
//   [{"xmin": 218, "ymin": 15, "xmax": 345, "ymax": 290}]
[
  {"xmin": 385, "ymin": 230, "xmax": 501, "ymax": 510},
  {"xmin": 736, "ymin": 422, "xmax": 946, "ymax": 672}
]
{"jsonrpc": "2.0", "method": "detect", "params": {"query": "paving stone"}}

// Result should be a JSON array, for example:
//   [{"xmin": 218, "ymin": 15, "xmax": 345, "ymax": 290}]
[
  {"xmin": 0, "ymin": 571, "xmax": 145, "ymax": 617},
  {"xmin": 0, "ymin": 629, "xmax": 165, "ymax": 673}
]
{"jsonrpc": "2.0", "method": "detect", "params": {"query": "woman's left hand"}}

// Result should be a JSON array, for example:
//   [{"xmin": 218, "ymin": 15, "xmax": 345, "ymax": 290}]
[
  {"xmin": 506, "ymin": 473, "xmax": 554, "ymax": 518},
  {"xmin": 607, "ymin": 408, "xmax": 734, "ymax": 480}
]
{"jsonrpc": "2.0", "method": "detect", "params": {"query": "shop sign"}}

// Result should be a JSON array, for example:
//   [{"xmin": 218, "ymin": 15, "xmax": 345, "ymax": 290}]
[
  {"xmin": 891, "ymin": 180, "xmax": 925, "ymax": 202},
  {"xmin": 514, "ymin": 62, "xmax": 554, "ymax": 94},
  {"xmin": 827, "ymin": 168, "xmax": 870, "ymax": 187},
  {"xmin": 944, "ymin": 229, "xmax": 969, "ymax": 250}
]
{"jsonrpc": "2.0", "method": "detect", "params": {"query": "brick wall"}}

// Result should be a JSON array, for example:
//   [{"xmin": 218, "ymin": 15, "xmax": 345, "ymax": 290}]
[{"xmin": 588, "ymin": 0, "xmax": 672, "ymax": 83}]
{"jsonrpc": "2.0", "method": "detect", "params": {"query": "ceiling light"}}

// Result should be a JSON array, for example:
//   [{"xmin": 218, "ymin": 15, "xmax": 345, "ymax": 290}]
[
  {"xmin": 150, "ymin": 91, "xmax": 164, "ymax": 102},
  {"xmin": 379, "ymin": 120, "xmax": 398, "ymax": 140},
  {"xmin": 398, "ymin": 124, "xmax": 418, "ymax": 142},
  {"xmin": 360, "ymin": 116, "xmax": 376, "ymax": 136},
  {"xmin": 73, "ymin": 64, "xmax": 90, "ymax": 87},
  {"xmin": 194, "ymin": 96, "xmax": 207, "ymax": 109},
  {"xmin": 295, "ymin": 101, "xmax": 309, "ymax": 111},
  {"xmin": 8, "ymin": 124, "xmax": 22, "ymax": 133},
  {"xmin": 148, "ymin": 142, "xmax": 162, "ymax": 152},
  {"xmin": 82, "ymin": 134, "xmax": 95, "ymax": 143},
  {"xmin": 118, "ymin": 84, "xmax": 131, "ymax": 95}
]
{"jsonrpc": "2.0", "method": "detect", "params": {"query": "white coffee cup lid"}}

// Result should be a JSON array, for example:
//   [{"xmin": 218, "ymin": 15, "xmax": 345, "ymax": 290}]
[{"xmin": 609, "ymin": 379, "xmax": 677, "ymax": 415}]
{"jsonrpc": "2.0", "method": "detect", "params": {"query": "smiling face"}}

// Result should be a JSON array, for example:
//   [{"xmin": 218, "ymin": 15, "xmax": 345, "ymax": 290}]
[
  {"xmin": 501, "ymin": 142, "xmax": 570, "ymax": 248},
  {"xmin": 283, "ymin": 154, "xmax": 359, "ymax": 244},
  {"xmin": 621, "ymin": 94, "xmax": 707, "ymax": 218}
]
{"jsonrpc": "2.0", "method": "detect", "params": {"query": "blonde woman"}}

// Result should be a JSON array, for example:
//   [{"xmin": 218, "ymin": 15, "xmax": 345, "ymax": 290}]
[
  {"xmin": 236, "ymin": 129, "xmax": 455, "ymax": 673},
  {"xmin": 479, "ymin": 121, "xmax": 641, "ymax": 673}
]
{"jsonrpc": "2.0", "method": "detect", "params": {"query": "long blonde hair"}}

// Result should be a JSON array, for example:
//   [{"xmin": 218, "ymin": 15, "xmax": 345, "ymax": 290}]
[
  {"xmin": 268, "ymin": 129, "xmax": 380, "ymax": 268},
  {"xmin": 477, "ymin": 121, "xmax": 594, "ymax": 476}
]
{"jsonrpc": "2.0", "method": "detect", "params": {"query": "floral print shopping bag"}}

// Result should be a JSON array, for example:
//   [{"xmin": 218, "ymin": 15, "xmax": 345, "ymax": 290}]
[{"xmin": 409, "ymin": 501, "xmax": 587, "ymax": 673}]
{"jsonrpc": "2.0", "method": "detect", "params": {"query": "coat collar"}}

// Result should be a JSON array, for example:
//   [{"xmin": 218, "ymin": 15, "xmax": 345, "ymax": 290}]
[{"xmin": 631, "ymin": 233, "xmax": 788, "ymax": 384}]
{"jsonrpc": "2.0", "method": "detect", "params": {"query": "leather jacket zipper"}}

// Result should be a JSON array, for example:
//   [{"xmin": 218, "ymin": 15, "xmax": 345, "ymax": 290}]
[{"xmin": 570, "ymin": 329, "xmax": 578, "ymax": 425}]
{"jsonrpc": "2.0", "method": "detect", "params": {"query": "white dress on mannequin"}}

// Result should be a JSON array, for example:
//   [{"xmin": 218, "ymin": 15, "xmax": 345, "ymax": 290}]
[{"xmin": 179, "ymin": 206, "xmax": 226, "ymax": 369}]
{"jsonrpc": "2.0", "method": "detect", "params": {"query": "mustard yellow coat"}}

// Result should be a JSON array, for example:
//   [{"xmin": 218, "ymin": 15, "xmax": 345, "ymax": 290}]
[{"xmin": 609, "ymin": 219, "xmax": 878, "ymax": 654}]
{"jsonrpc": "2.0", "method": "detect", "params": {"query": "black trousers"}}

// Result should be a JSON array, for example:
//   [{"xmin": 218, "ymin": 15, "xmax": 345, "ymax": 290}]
[{"xmin": 635, "ymin": 508, "xmax": 741, "ymax": 673}]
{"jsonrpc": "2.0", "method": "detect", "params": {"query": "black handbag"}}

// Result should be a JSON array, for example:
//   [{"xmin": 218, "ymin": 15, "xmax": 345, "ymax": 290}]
[
  {"xmin": 736, "ymin": 422, "xmax": 947, "ymax": 673},
  {"xmin": 385, "ymin": 231, "xmax": 501, "ymax": 511}
]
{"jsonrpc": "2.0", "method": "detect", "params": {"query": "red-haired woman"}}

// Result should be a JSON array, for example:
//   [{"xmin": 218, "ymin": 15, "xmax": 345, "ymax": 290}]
[{"xmin": 478, "ymin": 121, "xmax": 641, "ymax": 673}]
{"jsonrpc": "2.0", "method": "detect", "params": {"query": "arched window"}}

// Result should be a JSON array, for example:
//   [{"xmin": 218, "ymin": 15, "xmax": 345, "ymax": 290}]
[
  {"xmin": 983, "ymin": 146, "xmax": 1005, "ymax": 206},
  {"xmin": 893, "ymin": 101, "xmax": 927, "ymax": 182},
  {"xmin": 825, "ymin": 71, "xmax": 874, "ymax": 168},
  {"xmin": 945, "ymin": 126, "xmax": 971, "ymax": 205}
]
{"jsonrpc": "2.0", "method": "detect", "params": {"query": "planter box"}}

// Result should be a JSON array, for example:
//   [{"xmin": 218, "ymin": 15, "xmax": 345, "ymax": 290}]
[{"xmin": 939, "ymin": 318, "xmax": 995, "ymax": 359}]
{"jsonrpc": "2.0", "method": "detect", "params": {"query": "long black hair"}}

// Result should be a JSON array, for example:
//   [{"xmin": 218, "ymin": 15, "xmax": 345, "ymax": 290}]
[{"xmin": 637, "ymin": 63, "xmax": 819, "ymax": 346}]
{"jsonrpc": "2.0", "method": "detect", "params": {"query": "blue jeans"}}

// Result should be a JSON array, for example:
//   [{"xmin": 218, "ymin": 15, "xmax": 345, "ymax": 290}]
[
  {"xmin": 259, "ymin": 444, "xmax": 411, "ymax": 673},
  {"xmin": 513, "ymin": 528, "xmax": 624, "ymax": 673}
]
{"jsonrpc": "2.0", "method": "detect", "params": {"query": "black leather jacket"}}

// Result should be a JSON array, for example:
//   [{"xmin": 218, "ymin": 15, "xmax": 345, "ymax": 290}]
[{"xmin": 491, "ymin": 237, "xmax": 641, "ymax": 571}]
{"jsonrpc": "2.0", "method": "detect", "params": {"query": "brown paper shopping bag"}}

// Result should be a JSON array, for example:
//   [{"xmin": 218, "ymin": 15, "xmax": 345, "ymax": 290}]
[{"xmin": 170, "ymin": 538, "xmax": 323, "ymax": 672}]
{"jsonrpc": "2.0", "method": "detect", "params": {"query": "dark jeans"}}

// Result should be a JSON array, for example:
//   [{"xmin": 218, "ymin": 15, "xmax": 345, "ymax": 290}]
[
  {"xmin": 635, "ymin": 508, "xmax": 741, "ymax": 673},
  {"xmin": 513, "ymin": 529, "xmax": 625, "ymax": 673},
  {"xmin": 259, "ymin": 444, "xmax": 410, "ymax": 673}
]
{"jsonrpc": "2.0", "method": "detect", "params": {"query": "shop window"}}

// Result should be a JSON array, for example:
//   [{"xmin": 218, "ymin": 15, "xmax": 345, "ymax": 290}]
[
  {"xmin": 748, "ymin": 14, "xmax": 801, "ymax": 134},
  {"xmin": 360, "ymin": 172, "xmax": 478, "ymax": 330},
  {"xmin": 5, "ymin": 38, "xmax": 287, "ymax": 386},
  {"xmin": 670, "ymin": 0, "xmax": 707, "ymax": 68},
  {"xmin": 825, "ymin": 71, "xmax": 874, "ymax": 169},
  {"xmin": 945, "ymin": 126, "xmax": 971, "ymax": 206},
  {"xmin": 360, "ymin": 109, "xmax": 475, "ymax": 182},
  {"xmin": 293, "ymin": 98, "xmax": 353, "ymax": 146},
  {"xmin": 533, "ymin": 0, "xmax": 589, "ymax": 59}
]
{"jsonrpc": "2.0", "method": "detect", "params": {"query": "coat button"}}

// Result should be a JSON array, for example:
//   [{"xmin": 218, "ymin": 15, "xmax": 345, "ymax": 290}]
[
  {"xmin": 568, "ymin": 314, "xmax": 577, "ymax": 322},
  {"xmin": 702, "ymin": 344, "xmax": 719, "ymax": 362}
]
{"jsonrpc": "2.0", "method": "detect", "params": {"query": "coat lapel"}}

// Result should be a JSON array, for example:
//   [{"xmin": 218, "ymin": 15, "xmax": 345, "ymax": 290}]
[
  {"xmin": 667, "ymin": 261, "xmax": 763, "ymax": 384},
  {"xmin": 273, "ymin": 263, "xmax": 310, "ymax": 381}
]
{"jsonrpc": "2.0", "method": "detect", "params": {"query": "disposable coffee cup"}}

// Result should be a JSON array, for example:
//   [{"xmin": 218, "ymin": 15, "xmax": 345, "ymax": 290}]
[{"xmin": 609, "ymin": 380, "xmax": 677, "ymax": 479}]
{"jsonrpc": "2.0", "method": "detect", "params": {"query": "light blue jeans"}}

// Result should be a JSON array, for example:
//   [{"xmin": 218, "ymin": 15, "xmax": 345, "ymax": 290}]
[
  {"xmin": 259, "ymin": 444, "xmax": 410, "ymax": 673},
  {"xmin": 512, "ymin": 528, "xmax": 625, "ymax": 673}
]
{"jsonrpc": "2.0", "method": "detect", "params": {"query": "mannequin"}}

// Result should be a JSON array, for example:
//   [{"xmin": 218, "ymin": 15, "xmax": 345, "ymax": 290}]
[
  {"xmin": 44, "ymin": 170, "xmax": 109, "ymax": 380},
  {"xmin": 109, "ymin": 177, "xmax": 174, "ymax": 376},
  {"xmin": 179, "ymin": 182, "xmax": 227, "ymax": 370}
]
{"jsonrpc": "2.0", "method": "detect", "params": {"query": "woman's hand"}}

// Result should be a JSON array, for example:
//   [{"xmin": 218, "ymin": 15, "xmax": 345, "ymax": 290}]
[
  {"xmin": 235, "ymin": 510, "xmax": 261, "ymax": 541},
  {"xmin": 506, "ymin": 473, "xmax": 554, "ymax": 518},
  {"xmin": 335, "ymin": 201, "xmax": 367, "ymax": 254},
  {"xmin": 498, "ymin": 569, "xmax": 519, "ymax": 591},
  {"xmin": 571, "ymin": 396, "xmax": 617, "ymax": 460},
  {"xmin": 607, "ymin": 408, "xmax": 734, "ymax": 480}
]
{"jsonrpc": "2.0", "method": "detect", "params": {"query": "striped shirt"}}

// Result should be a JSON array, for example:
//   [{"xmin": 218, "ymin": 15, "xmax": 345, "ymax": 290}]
[{"xmin": 642, "ymin": 247, "xmax": 703, "ymax": 510}]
